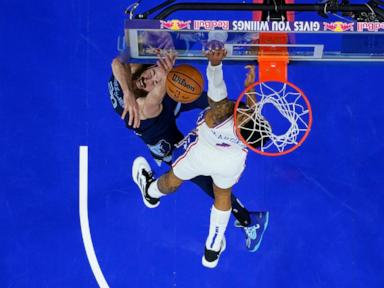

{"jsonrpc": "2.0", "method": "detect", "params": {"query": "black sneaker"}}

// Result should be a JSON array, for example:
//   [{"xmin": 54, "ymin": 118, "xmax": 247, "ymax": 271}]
[
  {"xmin": 202, "ymin": 237, "xmax": 226, "ymax": 268},
  {"xmin": 132, "ymin": 157, "xmax": 160, "ymax": 208}
]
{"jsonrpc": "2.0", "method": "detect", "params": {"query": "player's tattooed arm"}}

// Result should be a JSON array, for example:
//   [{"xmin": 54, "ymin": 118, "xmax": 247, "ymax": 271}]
[
  {"xmin": 204, "ymin": 49, "xmax": 234, "ymax": 128},
  {"xmin": 205, "ymin": 98, "xmax": 234, "ymax": 127},
  {"xmin": 205, "ymin": 64, "xmax": 255, "ymax": 127}
]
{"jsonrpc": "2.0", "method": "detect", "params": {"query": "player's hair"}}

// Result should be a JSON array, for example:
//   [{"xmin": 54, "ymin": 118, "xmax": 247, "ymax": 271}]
[
  {"xmin": 131, "ymin": 64, "xmax": 152, "ymax": 98},
  {"xmin": 239, "ymin": 115, "xmax": 271, "ymax": 149}
]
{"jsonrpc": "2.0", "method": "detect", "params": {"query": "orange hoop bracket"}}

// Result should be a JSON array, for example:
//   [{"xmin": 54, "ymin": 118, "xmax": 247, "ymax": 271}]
[
  {"xmin": 258, "ymin": 33, "xmax": 289, "ymax": 82},
  {"xmin": 235, "ymin": 1, "xmax": 312, "ymax": 156},
  {"xmin": 252, "ymin": 0, "xmax": 292, "ymax": 82}
]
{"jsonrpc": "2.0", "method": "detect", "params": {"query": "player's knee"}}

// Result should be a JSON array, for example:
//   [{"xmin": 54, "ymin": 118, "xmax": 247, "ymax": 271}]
[
  {"xmin": 111, "ymin": 57, "xmax": 121, "ymax": 68},
  {"xmin": 158, "ymin": 170, "xmax": 183, "ymax": 194},
  {"xmin": 213, "ymin": 183, "xmax": 232, "ymax": 195}
]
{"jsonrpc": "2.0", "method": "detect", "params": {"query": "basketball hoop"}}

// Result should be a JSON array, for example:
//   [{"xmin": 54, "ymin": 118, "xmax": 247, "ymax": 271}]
[{"xmin": 234, "ymin": 80, "xmax": 313, "ymax": 156}]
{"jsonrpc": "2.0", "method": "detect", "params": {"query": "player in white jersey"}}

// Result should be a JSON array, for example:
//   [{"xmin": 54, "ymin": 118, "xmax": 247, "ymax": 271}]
[
  {"xmin": 172, "ymin": 108, "xmax": 248, "ymax": 190},
  {"xmin": 133, "ymin": 49, "xmax": 270, "ymax": 268}
]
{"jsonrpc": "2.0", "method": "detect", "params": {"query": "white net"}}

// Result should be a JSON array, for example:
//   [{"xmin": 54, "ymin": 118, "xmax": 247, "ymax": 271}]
[{"xmin": 236, "ymin": 81, "xmax": 312, "ymax": 154}]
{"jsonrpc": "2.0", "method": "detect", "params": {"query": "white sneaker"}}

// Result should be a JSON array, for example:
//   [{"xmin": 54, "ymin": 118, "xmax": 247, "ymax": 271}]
[
  {"xmin": 132, "ymin": 157, "xmax": 160, "ymax": 208},
  {"xmin": 202, "ymin": 237, "xmax": 226, "ymax": 269}
]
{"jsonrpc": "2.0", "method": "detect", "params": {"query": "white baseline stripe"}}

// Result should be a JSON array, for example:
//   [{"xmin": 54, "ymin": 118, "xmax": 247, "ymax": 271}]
[{"xmin": 79, "ymin": 146, "xmax": 109, "ymax": 288}]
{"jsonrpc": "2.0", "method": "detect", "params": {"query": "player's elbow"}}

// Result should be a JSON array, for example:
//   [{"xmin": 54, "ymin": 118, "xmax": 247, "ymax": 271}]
[{"xmin": 111, "ymin": 57, "xmax": 121, "ymax": 68}]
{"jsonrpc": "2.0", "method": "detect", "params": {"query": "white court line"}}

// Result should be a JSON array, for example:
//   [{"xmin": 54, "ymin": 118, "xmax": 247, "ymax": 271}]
[{"xmin": 79, "ymin": 146, "xmax": 110, "ymax": 288}]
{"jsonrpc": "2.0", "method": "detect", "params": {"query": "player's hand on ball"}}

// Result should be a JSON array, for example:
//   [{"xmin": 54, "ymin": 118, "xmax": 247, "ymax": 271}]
[
  {"xmin": 156, "ymin": 51, "xmax": 177, "ymax": 78},
  {"xmin": 204, "ymin": 49, "xmax": 227, "ymax": 66}
]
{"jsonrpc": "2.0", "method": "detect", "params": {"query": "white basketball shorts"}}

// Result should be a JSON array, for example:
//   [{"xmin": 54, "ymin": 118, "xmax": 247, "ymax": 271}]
[{"xmin": 172, "ymin": 131, "xmax": 247, "ymax": 189}]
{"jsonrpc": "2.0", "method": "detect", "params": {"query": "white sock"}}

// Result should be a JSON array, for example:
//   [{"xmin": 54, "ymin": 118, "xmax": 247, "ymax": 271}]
[
  {"xmin": 147, "ymin": 179, "xmax": 166, "ymax": 198},
  {"xmin": 205, "ymin": 205, "xmax": 231, "ymax": 251}
]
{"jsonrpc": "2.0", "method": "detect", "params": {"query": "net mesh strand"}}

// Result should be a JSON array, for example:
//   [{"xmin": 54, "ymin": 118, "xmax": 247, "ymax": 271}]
[{"xmin": 237, "ymin": 82, "xmax": 310, "ymax": 153}]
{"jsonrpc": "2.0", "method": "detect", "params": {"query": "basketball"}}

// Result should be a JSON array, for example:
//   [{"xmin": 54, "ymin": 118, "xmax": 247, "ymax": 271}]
[{"xmin": 166, "ymin": 64, "xmax": 204, "ymax": 104}]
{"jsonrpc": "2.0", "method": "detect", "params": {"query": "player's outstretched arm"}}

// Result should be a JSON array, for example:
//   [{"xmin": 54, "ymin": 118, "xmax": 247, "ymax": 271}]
[
  {"xmin": 244, "ymin": 65, "xmax": 255, "ymax": 89},
  {"xmin": 141, "ymin": 51, "xmax": 177, "ymax": 117},
  {"xmin": 204, "ymin": 49, "xmax": 234, "ymax": 128},
  {"xmin": 144, "ymin": 51, "xmax": 176, "ymax": 105},
  {"xmin": 244, "ymin": 65, "xmax": 257, "ymax": 107},
  {"xmin": 111, "ymin": 57, "xmax": 141, "ymax": 128}
]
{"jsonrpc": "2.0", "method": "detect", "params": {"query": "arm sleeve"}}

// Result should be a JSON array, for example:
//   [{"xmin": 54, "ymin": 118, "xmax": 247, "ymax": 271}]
[{"xmin": 206, "ymin": 62, "xmax": 227, "ymax": 102}]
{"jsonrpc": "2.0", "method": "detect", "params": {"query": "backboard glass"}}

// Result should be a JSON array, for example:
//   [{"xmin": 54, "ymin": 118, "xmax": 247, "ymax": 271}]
[{"xmin": 121, "ymin": 19, "xmax": 384, "ymax": 61}]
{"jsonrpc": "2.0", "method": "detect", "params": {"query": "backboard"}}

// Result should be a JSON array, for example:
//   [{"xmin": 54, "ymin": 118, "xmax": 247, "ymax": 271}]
[{"xmin": 121, "ymin": 19, "xmax": 384, "ymax": 61}]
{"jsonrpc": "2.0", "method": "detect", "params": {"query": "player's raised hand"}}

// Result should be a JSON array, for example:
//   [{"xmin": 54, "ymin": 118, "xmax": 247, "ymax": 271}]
[
  {"xmin": 122, "ymin": 90, "xmax": 140, "ymax": 128},
  {"xmin": 244, "ymin": 65, "xmax": 256, "ymax": 88},
  {"xmin": 204, "ymin": 49, "xmax": 227, "ymax": 66},
  {"xmin": 244, "ymin": 65, "xmax": 257, "ymax": 107},
  {"xmin": 156, "ymin": 51, "xmax": 177, "ymax": 77}
]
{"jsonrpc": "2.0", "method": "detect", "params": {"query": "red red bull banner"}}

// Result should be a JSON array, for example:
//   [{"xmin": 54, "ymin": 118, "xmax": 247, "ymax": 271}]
[
  {"xmin": 160, "ymin": 20, "xmax": 191, "ymax": 30},
  {"xmin": 323, "ymin": 22, "xmax": 354, "ymax": 32},
  {"xmin": 125, "ymin": 19, "xmax": 384, "ymax": 33},
  {"xmin": 357, "ymin": 22, "xmax": 384, "ymax": 32}
]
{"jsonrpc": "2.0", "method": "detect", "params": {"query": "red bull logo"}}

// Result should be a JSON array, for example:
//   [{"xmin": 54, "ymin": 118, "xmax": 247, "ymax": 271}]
[
  {"xmin": 323, "ymin": 22, "xmax": 354, "ymax": 32},
  {"xmin": 357, "ymin": 22, "xmax": 384, "ymax": 32},
  {"xmin": 194, "ymin": 20, "xmax": 230, "ymax": 30},
  {"xmin": 160, "ymin": 20, "xmax": 191, "ymax": 30}
]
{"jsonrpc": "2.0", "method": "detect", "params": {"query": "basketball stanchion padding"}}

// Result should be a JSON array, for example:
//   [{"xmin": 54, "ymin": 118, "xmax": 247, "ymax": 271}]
[{"xmin": 166, "ymin": 64, "xmax": 204, "ymax": 103}]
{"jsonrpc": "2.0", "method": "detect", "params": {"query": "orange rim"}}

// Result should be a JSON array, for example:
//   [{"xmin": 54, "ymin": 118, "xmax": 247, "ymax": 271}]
[{"xmin": 234, "ymin": 80, "xmax": 313, "ymax": 157}]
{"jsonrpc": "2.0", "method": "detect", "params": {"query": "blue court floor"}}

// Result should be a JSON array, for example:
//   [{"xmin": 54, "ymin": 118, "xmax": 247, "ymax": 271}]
[{"xmin": 2, "ymin": 0, "xmax": 384, "ymax": 287}]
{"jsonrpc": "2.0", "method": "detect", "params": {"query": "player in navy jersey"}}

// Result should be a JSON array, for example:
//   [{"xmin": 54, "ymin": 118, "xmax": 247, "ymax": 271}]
[{"xmin": 108, "ymin": 51, "xmax": 263, "ymax": 252}]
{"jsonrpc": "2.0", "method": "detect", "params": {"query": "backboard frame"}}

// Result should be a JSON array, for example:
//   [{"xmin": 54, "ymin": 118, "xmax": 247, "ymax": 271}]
[{"xmin": 123, "ymin": 19, "xmax": 384, "ymax": 62}]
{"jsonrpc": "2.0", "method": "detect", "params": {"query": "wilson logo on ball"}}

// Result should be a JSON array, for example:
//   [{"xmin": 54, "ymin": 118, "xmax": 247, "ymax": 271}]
[
  {"xmin": 171, "ymin": 74, "xmax": 195, "ymax": 92},
  {"xmin": 166, "ymin": 64, "xmax": 204, "ymax": 104}
]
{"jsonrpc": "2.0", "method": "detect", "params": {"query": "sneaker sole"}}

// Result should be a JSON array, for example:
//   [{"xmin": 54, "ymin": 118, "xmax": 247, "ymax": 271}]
[
  {"xmin": 132, "ymin": 157, "xmax": 159, "ymax": 209},
  {"xmin": 202, "ymin": 237, "xmax": 226, "ymax": 269}
]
